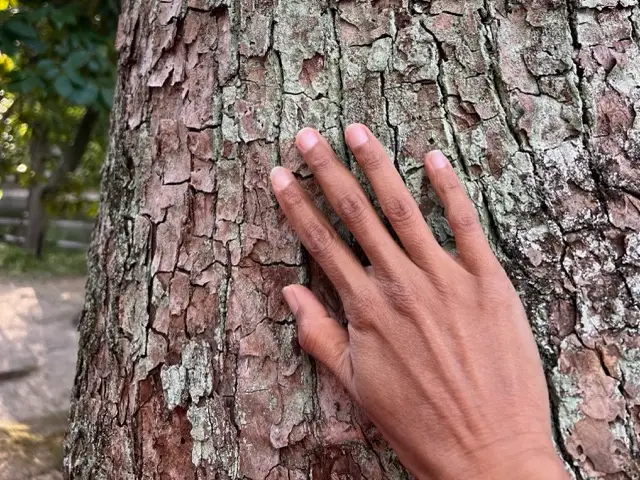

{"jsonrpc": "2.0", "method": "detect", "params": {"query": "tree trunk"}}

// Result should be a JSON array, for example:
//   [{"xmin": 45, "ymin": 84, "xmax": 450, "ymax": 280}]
[
  {"xmin": 44, "ymin": 108, "xmax": 100, "ymax": 197},
  {"xmin": 24, "ymin": 184, "xmax": 47, "ymax": 256},
  {"xmin": 25, "ymin": 126, "xmax": 48, "ymax": 256},
  {"xmin": 64, "ymin": 1, "xmax": 640, "ymax": 478},
  {"xmin": 23, "ymin": 109, "xmax": 99, "ymax": 256}
]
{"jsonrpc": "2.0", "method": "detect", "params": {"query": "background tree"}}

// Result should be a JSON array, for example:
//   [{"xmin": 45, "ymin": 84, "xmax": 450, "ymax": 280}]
[
  {"xmin": 65, "ymin": 0, "xmax": 640, "ymax": 478},
  {"xmin": 0, "ymin": 0, "xmax": 118, "ymax": 256}
]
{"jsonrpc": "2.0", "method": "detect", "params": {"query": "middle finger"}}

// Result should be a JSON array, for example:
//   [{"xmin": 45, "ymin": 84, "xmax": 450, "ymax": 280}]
[{"xmin": 296, "ymin": 128, "xmax": 406, "ymax": 273}]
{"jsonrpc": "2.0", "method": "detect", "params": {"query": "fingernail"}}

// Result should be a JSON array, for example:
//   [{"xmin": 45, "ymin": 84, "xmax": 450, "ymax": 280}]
[
  {"xmin": 428, "ymin": 150, "xmax": 449, "ymax": 169},
  {"xmin": 270, "ymin": 167, "xmax": 294, "ymax": 191},
  {"xmin": 345, "ymin": 124, "xmax": 369, "ymax": 148},
  {"xmin": 282, "ymin": 286, "xmax": 299, "ymax": 315},
  {"xmin": 296, "ymin": 128, "xmax": 319, "ymax": 153}
]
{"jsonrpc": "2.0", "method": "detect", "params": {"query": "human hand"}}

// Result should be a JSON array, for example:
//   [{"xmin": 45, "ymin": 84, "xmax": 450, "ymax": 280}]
[{"xmin": 270, "ymin": 124, "xmax": 568, "ymax": 479}]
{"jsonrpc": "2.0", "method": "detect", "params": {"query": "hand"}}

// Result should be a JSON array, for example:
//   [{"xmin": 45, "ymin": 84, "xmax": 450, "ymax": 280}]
[{"xmin": 270, "ymin": 124, "xmax": 568, "ymax": 479}]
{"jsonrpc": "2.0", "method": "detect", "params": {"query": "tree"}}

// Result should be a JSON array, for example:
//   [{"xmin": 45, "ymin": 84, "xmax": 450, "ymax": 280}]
[
  {"xmin": 64, "ymin": 0, "xmax": 640, "ymax": 478},
  {"xmin": 0, "ymin": 0, "xmax": 118, "ymax": 255}
]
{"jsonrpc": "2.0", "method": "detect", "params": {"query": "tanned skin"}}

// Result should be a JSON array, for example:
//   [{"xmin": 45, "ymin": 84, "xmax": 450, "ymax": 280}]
[{"xmin": 269, "ymin": 124, "xmax": 569, "ymax": 480}]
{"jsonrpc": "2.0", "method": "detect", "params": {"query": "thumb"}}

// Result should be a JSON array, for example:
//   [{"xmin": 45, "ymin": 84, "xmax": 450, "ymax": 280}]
[{"xmin": 282, "ymin": 284, "xmax": 355, "ymax": 394}]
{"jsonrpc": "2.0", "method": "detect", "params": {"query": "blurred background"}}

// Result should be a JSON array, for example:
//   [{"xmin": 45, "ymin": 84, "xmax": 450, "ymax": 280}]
[{"xmin": 0, "ymin": 1, "xmax": 118, "ymax": 478}]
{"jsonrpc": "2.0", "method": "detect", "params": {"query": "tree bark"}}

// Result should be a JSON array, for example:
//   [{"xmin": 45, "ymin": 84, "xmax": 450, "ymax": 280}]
[
  {"xmin": 25, "ymin": 126, "xmax": 48, "ymax": 256},
  {"xmin": 64, "ymin": 1, "xmax": 640, "ymax": 479}
]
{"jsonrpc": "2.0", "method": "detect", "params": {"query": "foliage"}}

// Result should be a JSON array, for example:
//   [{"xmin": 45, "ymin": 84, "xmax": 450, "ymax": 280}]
[
  {"xmin": 0, "ymin": 0, "xmax": 118, "ymax": 217},
  {"xmin": 0, "ymin": 0, "xmax": 118, "ymax": 109},
  {"xmin": 0, "ymin": 241, "xmax": 87, "ymax": 276}
]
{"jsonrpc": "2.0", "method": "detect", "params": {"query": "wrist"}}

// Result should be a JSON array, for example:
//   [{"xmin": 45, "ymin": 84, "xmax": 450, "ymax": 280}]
[
  {"xmin": 407, "ymin": 433, "xmax": 569, "ymax": 480},
  {"xmin": 470, "ymin": 445, "xmax": 569, "ymax": 480}
]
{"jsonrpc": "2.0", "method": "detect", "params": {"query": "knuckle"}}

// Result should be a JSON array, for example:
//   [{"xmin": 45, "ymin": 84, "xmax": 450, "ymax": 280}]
[
  {"xmin": 428, "ymin": 271, "xmax": 457, "ymax": 296},
  {"xmin": 478, "ymin": 282, "xmax": 508, "ymax": 304},
  {"xmin": 482, "ymin": 278, "xmax": 516, "ymax": 306},
  {"xmin": 378, "ymin": 271, "xmax": 421, "ymax": 314},
  {"xmin": 439, "ymin": 174, "xmax": 461, "ymax": 194},
  {"xmin": 360, "ymin": 149, "xmax": 386, "ymax": 171},
  {"xmin": 481, "ymin": 257, "xmax": 506, "ymax": 277},
  {"xmin": 307, "ymin": 151, "xmax": 334, "ymax": 171},
  {"xmin": 303, "ymin": 220, "xmax": 337, "ymax": 259},
  {"xmin": 385, "ymin": 195, "xmax": 415, "ymax": 225},
  {"xmin": 337, "ymin": 192, "xmax": 368, "ymax": 226},
  {"xmin": 297, "ymin": 320, "xmax": 317, "ymax": 354},
  {"xmin": 448, "ymin": 209, "xmax": 481, "ymax": 234},
  {"xmin": 343, "ymin": 285, "xmax": 379, "ymax": 317},
  {"xmin": 279, "ymin": 183, "xmax": 304, "ymax": 207}
]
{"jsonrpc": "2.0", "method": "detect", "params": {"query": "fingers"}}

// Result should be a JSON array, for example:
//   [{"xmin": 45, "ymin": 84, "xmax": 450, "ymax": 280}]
[
  {"xmin": 295, "ymin": 128, "xmax": 406, "ymax": 272},
  {"xmin": 270, "ymin": 166, "xmax": 370, "ymax": 293},
  {"xmin": 344, "ymin": 124, "xmax": 448, "ymax": 272},
  {"xmin": 423, "ymin": 150, "xmax": 498, "ymax": 273},
  {"xmin": 282, "ymin": 284, "xmax": 355, "ymax": 394}
]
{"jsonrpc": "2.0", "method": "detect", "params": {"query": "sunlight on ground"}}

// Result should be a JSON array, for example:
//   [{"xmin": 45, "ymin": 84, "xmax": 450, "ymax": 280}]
[
  {"xmin": 0, "ymin": 420, "xmax": 64, "ymax": 479},
  {"xmin": 0, "ymin": 276, "xmax": 84, "ymax": 479},
  {"xmin": 0, "ymin": 286, "xmax": 41, "ymax": 331}
]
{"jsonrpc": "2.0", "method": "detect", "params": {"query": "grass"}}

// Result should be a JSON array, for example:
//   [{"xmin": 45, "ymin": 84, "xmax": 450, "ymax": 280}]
[{"xmin": 0, "ymin": 242, "xmax": 87, "ymax": 277}]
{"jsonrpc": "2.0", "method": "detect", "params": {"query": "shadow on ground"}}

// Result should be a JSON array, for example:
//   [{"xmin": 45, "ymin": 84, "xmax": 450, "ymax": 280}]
[{"xmin": 0, "ymin": 276, "xmax": 84, "ymax": 480}]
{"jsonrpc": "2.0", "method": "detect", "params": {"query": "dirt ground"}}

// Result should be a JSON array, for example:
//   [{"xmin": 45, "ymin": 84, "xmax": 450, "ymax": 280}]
[{"xmin": 0, "ymin": 276, "xmax": 85, "ymax": 480}]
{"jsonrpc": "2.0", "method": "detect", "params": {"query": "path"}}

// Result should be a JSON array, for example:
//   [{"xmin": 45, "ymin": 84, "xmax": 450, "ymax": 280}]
[{"xmin": 0, "ymin": 276, "xmax": 85, "ymax": 480}]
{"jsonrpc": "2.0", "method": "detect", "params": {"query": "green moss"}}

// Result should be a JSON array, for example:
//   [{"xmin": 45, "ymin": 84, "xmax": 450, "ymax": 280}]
[{"xmin": 0, "ymin": 242, "xmax": 87, "ymax": 277}]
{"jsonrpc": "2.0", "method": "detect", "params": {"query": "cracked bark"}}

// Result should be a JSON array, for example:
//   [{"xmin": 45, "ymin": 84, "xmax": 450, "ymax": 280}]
[{"xmin": 64, "ymin": 0, "xmax": 640, "ymax": 478}]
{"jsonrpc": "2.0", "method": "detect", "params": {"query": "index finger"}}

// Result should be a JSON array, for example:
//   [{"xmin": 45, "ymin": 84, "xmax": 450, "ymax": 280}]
[{"xmin": 270, "ymin": 166, "xmax": 371, "ymax": 295}]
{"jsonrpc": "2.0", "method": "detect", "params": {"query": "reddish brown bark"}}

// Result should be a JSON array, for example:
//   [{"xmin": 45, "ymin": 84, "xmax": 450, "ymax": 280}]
[{"xmin": 65, "ymin": 1, "xmax": 640, "ymax": 478}]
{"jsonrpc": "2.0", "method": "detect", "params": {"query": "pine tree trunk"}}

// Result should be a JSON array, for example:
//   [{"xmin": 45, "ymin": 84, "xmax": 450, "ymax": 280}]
[{"xmin": 64, "ymin": 1, "xmax": 640, "ymax": 478}]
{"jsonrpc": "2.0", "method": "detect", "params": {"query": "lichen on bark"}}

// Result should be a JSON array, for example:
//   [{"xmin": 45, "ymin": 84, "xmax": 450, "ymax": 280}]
[{"xmin": 64, "ymin": 0, "xmax": 640, "ymax": 478}]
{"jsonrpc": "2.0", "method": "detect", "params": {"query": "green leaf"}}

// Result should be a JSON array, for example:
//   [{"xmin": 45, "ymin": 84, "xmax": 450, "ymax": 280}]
[
  {"xmin": 37, "ymin": 59, "xmax": 60, "ymax": 80},
  {"xmin": 10, "ymin": 75, "xmax": 45, "ymax": 93},
  {"xmin": 0, "ymin": 32, "xmax": 18, "ymax": 55},
  {"xmin": 88, "ymin": 59, "xmax": 101, "ymax": 73},
  {"xmin": 3, "ymin": 19, "xmax": 38, "ymax": 39},
  {"xmin": 66, "ymin": 50, "xmax": 89, "ymax": 69},
  {"xmin": 71, "ymin": 83, "xmax": 99, "ymax": 105},
  {"xmin": 22, "ymin": 38, "xmax": 46, "ymax": 54},
  {"xmin": 62, "ymin": 64, "xmax": 85, "ymax": 86},
  {"xmin": 44, "ymin": 67, "xmax": 60, "ymax": 80},
  {"xmin": 37, "ymin": 59, "xmax": 56, "ymax": 70},
  {"xmin": 51, "ymin": 8, "xmax": 77, "ymax": 29},
  {"xmin": 54, "ymin": 75, "xmax": 74, "ymax": 98},
  {"xmin": 100, "ymin": 87, "xmax": 114, "ymax": 108},
  {"xmin": 28, "ymin": 6, "xmax": 52, "ymax": 23}
]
